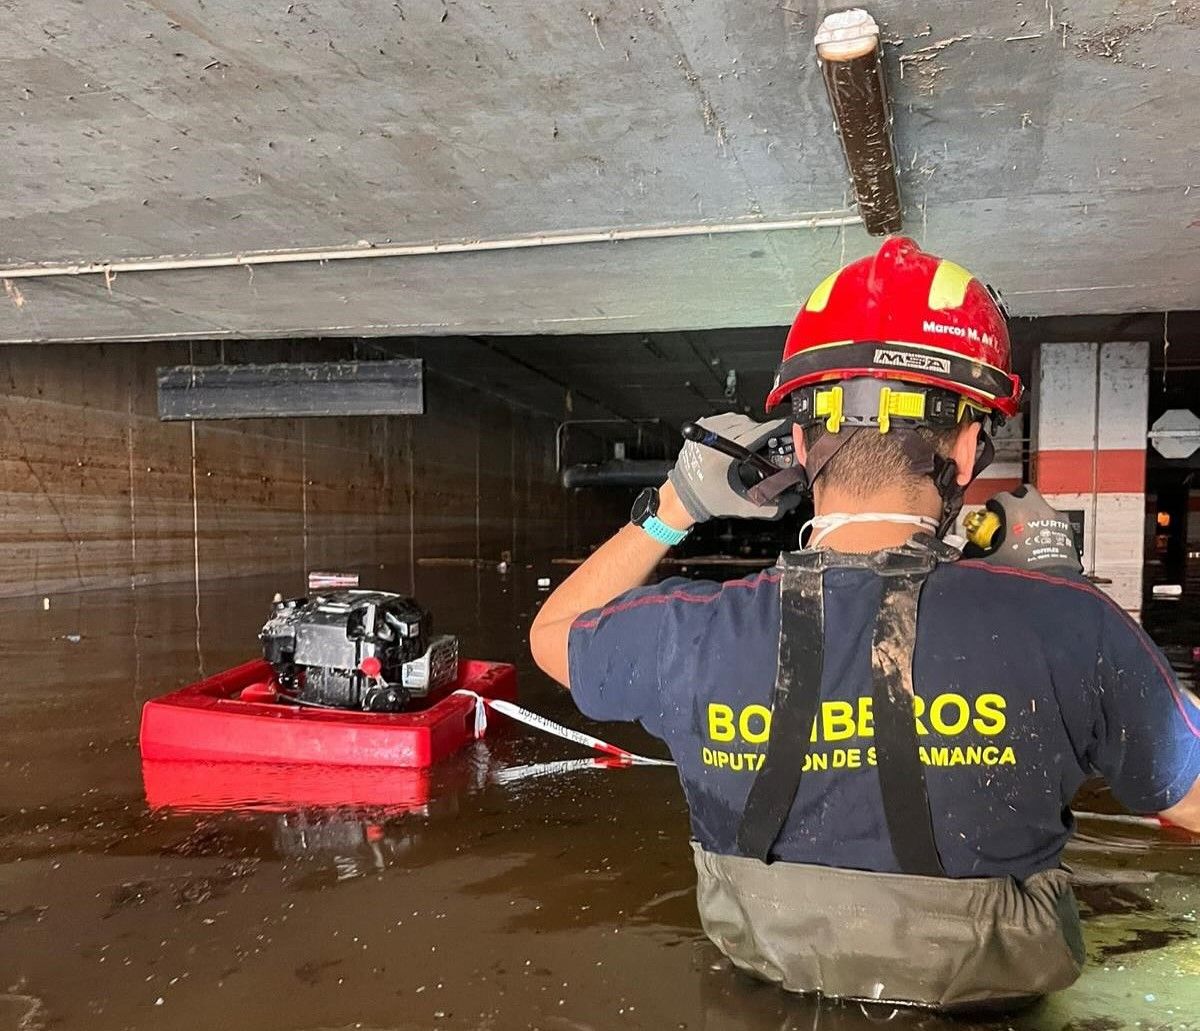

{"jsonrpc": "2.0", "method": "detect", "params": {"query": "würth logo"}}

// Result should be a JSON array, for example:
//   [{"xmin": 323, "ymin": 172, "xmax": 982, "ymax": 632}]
[{"xmin": 873, "ymin": 348, "xmax": 952, "ymax": 374}]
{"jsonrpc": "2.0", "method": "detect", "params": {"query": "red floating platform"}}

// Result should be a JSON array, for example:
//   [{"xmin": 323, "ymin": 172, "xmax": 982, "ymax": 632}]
[{"xmin": 139, "ymin": 658, "xmax": 517, "ymax": 768}]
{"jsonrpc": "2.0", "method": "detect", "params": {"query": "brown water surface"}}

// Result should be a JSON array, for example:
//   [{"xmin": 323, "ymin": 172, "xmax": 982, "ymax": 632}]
[{"xmin": 1, "ymin": 567, "xmax": 1197, "ymax": 1030}]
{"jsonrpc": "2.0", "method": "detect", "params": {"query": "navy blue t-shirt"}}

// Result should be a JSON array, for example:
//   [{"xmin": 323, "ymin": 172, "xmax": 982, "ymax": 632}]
[{"xmin": 567, "ymin": 558, "xmax": 1200, "ymax": 880}]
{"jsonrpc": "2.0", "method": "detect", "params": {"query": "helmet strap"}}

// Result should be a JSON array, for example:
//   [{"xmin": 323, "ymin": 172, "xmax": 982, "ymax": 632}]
[
  {"xmin": 899, "ymin": 427, "xmax": 996, "ymax": 537},
  {"xmin": 801, "ymin": 424, "xmax": 996, "ymax": 539},
  {"xmin": 800, "ymin": 427, "xmax": 856, "ymax": 485}
]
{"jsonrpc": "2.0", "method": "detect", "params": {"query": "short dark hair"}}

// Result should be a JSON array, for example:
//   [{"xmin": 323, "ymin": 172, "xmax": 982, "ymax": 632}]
[{"xmin": 803, "ymin": 424, "xmax": 962, "ymax": 502}]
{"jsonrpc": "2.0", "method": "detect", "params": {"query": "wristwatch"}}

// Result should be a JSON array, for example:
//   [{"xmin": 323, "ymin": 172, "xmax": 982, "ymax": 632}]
[{"xmin": 630, "ymin": 487, "xmax": 691, "ymax": 546}]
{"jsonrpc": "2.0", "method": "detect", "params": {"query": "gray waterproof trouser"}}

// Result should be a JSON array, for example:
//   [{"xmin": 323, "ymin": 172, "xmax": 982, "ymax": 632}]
[{"xmin": 693, "ymin": 844, "xmax": 1085, "ymax": 1009}]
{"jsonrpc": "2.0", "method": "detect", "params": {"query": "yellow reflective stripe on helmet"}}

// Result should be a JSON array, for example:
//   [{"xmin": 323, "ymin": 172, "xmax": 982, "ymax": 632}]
[
  {"xmin": 877, "ymin": 388, "xmax": 926, "ymax": 434},
  {"xmin": 814, "ymin": 386, "xmax": 844, "ymax": 432},
  {"xmin": 927, "ymin": 260, "xmax": 974, "ymax": 311},
  {"xmin": 804, "ymin": 269, "xmax": 841, "ymax": 313}
]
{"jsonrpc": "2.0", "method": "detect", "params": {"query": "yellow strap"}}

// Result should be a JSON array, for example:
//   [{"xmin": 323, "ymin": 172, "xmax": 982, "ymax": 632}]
[
  {"xmin": 814, "ymin": 387, "xmax": 844, "ymax": 433},
  {"xmin": 816, "ymin": 386, "xmax": 938, "ymax": 434},
  {"xmin": 877, "ymin": 388, "xmax": 926, "ymax": 434}
]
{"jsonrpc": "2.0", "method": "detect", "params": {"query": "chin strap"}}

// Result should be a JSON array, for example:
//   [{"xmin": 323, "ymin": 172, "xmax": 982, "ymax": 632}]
[
  {"xmin": 898, "ymin": 429, "xmax": 995, "ymax": 537},
  {"xmin": 788, "ymin": 378, "xmax": 1001, "ymax": 538}
]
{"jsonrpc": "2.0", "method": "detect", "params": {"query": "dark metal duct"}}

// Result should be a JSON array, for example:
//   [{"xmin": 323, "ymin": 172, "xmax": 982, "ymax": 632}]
[
  {"xmin": 561, "ymin": 460, "xmax": 673, "ymax": 490},
  {"xmin": 157, "ymin": 359, "xmax": 423, "ymax": 420},
  {"xmin": 815, "ymin": 9, "xmax": 902, "ymax": 236}
]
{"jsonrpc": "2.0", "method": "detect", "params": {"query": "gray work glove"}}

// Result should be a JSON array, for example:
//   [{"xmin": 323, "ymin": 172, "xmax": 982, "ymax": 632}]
[
  {"xmin": 967, "ymin": 485, "xmax": 1083, "ymax": 574},
  {"xmin": 668, "ymin": 413, "xmax": 801, "ymax": 523}
]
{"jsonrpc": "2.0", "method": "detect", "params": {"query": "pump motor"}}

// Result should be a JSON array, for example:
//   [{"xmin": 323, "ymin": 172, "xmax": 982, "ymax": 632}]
[{"xmin": 260, "ymin": 590, "xmax": 458, "ymax": 712}]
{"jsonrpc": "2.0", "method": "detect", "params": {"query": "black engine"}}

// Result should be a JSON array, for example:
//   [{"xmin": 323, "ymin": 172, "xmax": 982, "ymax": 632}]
[{"xmin": 260, "ymin": 590, "xmax": 458, "ymax": 712}]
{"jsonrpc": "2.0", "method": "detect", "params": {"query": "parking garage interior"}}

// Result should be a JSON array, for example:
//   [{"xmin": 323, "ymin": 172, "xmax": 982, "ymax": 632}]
[{"xmin": 3, "ymin": 1, "xmax": 1200, "ymax": 1028}]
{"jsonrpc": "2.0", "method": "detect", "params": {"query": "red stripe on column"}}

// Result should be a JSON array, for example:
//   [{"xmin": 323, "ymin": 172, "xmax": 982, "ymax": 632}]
[
  {"xmin": 964, "ymin": 477, "xmax": 1021, "ymax": 505},
  {"xmin": 1033, "ymin": 449, "xmax": 1145, "ymax": 494}
]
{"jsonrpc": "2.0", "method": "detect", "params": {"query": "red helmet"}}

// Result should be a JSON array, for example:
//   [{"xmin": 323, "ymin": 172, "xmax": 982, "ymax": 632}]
[{"xmin": 766, "ymin": 236, "xmax": 1021, "ymax": 419}]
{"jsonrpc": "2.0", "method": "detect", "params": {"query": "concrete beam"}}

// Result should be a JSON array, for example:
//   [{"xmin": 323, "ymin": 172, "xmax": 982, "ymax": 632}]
[{"xmin": 2, "ymin": 1, "xmax": 1199, "ymax": 342}]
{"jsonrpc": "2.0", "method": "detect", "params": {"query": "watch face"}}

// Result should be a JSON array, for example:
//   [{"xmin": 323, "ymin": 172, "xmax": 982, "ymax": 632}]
[{"xmin": 630, "ymin": 487, "xmax": 658, "ymax": 526}]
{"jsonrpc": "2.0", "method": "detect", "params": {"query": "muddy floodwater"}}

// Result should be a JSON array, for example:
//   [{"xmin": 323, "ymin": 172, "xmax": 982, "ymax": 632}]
[{"xmin": 1, "ymin": 566, "xmax": 1198, "ymax": 1031}]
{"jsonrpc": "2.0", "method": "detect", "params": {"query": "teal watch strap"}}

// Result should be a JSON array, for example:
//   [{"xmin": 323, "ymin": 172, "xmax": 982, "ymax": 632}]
[{"xmin": 638, "ymin": 514, "xmax": 690, "ymax": 546}]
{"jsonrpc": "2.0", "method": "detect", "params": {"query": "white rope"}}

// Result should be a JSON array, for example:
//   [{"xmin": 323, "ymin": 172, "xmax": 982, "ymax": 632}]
[{"xmin": 454, "ymin": 690, "xmax": 673, "ymax": 767}]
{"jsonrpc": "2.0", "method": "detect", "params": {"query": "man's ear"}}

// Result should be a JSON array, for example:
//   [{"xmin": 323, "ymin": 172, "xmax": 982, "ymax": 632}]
[
  {"xmin": 952, "ymin": 421, "xmax": 982, "ymax": 486},
  {"xmin": 792, "ymin": 422, "xmax": 808, "ymax": 465}
]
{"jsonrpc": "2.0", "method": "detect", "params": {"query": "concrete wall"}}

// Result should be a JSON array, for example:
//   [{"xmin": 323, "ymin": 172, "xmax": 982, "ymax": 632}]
[{"xmin": 0, "ymin": 340, "xmax": 611, "ymax": 601}]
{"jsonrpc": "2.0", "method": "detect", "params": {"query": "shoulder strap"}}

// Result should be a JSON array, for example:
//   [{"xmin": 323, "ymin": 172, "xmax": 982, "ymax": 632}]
[
  {"xmin": 735, "ymin": 550, "xmax": 947, "ymax": 876},
  {"xmin": 736, "ymin": 561, "xmax": 825, "ymax": 862},
  {"xmin": 871, "ymin": 571, "xmax": 946, "ymax": 877}
]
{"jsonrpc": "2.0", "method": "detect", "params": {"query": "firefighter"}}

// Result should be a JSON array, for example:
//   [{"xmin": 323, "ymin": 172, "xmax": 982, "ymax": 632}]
[{"xmin": 529, "ymin": 237, "xmax": 1200, "ymax": 1010}]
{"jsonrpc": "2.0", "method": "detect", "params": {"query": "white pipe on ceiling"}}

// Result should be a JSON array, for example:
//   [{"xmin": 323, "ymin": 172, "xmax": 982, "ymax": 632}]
[{"xmin": 0, "ymin": 211, "xmax": 862, "ymax": 281}]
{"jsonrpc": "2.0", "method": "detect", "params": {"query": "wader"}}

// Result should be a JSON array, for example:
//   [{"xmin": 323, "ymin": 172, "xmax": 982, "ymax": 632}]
[{"xmin": 693, "ymin": 538, "xmax": 1085, "ymax": 1010}]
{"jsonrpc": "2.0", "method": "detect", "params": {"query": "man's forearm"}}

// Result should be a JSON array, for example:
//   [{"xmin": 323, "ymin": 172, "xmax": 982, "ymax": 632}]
[{"xmin": 529, "ymin": 481, "xmax": 695, "ymax": 687}]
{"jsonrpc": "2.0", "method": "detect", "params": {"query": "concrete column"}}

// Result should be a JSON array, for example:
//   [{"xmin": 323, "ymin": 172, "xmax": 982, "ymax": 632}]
[{"xmin": 1032, "ymin": 341, "xmax": 1149, "ymax": 617}]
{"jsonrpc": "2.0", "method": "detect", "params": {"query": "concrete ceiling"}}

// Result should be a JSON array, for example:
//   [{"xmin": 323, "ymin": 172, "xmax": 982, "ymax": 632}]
[{"xmin": 2, "ymin": 0, "xmax": 1200, "ymax": 345}]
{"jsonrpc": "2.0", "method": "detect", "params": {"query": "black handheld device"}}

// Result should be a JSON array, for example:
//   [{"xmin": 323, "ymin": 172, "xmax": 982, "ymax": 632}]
[{"xmin": 680, "ymin": 422, "xmax": 788, "ymax": 481}]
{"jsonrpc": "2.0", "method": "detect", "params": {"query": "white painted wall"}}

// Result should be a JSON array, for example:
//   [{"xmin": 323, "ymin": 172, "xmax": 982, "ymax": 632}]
[{"xmin": 1033, "ymin": 341, "xmax": 1149, "ymax": 618}]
